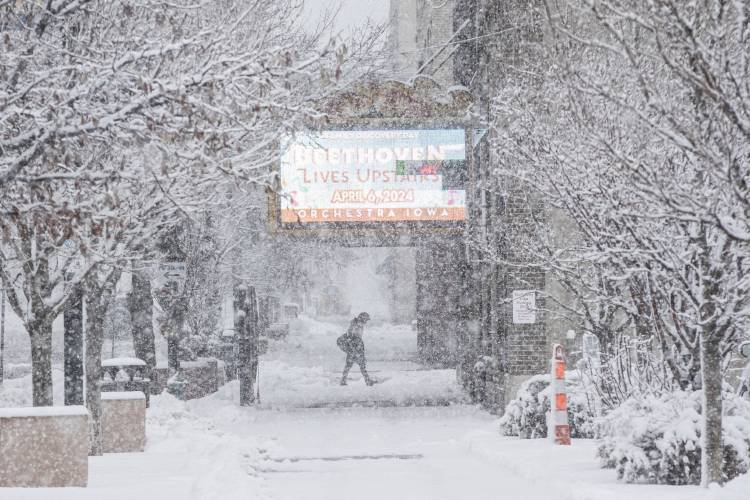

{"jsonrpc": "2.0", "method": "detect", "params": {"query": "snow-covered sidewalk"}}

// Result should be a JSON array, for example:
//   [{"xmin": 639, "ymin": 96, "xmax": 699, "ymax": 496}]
[
  {"xmin": 464, "ymin": 433, "xmax": 749, "ymax": 500},
  {"xmin": 182, "ymin": 381, "xmax": 749, "ymax": 500},
  {"xmin": 3, "ymin": 316, "xmax": 749, "ymax": 499},
  {"xmin": 1, "ymin": 391, "xmax": 265, "ymax": 500},
  {"xmin": 7, "ymin": 388, "xmax": 747, "ymax": 500}
]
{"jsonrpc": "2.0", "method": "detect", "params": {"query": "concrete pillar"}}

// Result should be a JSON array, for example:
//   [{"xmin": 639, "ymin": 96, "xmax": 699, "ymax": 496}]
[
  {"xmin": 0, "ymin": 406, "xmax": 89, "ymax": 487},
  {"xmin": 101, "ymin": 392, "xmax": 146, "ymax": 453}
]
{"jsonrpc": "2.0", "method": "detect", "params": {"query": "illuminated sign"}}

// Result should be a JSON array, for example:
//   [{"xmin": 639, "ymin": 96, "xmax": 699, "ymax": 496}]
[{"xmin": 279, "ymin": 129, "xmax": 467, "ymax": 223}]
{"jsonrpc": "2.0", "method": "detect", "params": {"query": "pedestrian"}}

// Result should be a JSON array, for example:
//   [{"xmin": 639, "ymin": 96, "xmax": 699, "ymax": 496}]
[{"xmin": 337, "ymin": 312, "xmax": 374, "ymax": 386}]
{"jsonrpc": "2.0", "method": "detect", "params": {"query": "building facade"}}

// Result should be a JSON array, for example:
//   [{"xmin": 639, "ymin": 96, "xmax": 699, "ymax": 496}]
[{"xmin": 387, "ymin": 0, "xmax": 576, "ymax": 409}]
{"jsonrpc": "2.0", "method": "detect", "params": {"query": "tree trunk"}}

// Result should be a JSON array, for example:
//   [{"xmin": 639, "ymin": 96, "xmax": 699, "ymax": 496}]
[
  {"xmin": 85, "ymin": 292, "xmax": 106, "ymax": 456},
  {"xmin": 700, "ymin": 334, "xmax": 723, "ymax": 487},
  {"xmin": 128, "ymin": 270, "xmax": 156, "ymax": 378},
  {"xmin": 234, "ymin": 286, "xmax": 255, "ymax": 406},
  {"xmin": 30, "ymin": 321, "xmax": 54, "ymax": 406},
  {"xmin": 64, "ymin": 285, "xmax": 85, "ymax": 405}
]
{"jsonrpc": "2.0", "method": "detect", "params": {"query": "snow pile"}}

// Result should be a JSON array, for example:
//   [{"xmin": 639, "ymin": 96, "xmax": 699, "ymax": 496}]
[
  {"xmin": 724, "ymin": 468, "xmax": 750, "ymax": 497},
  {"xmin": 0, "ymin": 368, "xmax": 65, "ymax": 407},
  {"xmin": 0, "ymin": 376, "xmax": 33, "ymax": 408},
  {"xmin": 142, "ymin": 392, "xmax": 269, "ymax": 500},
  {"xmin": 101, "ymin": 357, "xmax": 146, "ymax": 367},
  {"xmin": 0, "ymin": 405, "xmax": 88, "ymax": 418},
  {"xmin": 597, "ymin": 390, "xmax": 750, "ymax": 484},
  {"xmin": 2, "ymin": 363, "xmax": 32, "ymax": 380},
  {"xmin": 499, "ymin": 371, "xmax": 597, "ymax": 439},
  {"xmin": 464, "ymin": 431, "xmax": 750, "ymax": 500}
]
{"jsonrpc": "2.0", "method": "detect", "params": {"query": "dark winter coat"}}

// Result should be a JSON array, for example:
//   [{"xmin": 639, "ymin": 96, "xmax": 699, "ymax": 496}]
[{"xmin": 336, "ymin": 319, "xmax": 366, "ymax": 357}]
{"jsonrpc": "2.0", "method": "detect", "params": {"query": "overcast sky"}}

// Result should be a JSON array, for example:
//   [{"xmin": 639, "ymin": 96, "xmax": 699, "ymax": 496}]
[{"xmin": 302, "ymin": 0, "xmax": 389, "ymax": 35}]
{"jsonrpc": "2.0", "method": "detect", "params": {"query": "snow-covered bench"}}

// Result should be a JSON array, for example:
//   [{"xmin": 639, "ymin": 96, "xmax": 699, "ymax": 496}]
[
  {"xmin": 102, "ymin": 392, "xmax": 146, "ymax": 453},
  {"xmin": 0, "ymin": 406, "xmax": 89, "ymax": 487}
]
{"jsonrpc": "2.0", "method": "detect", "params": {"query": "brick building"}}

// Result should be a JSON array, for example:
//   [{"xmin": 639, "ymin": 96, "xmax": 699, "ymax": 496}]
[{"xmin": 387, "ymin": 0, "xmax": 576, "ymax": 409}]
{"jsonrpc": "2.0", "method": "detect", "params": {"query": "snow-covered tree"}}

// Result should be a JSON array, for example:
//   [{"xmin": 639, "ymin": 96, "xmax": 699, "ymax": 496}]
[
  {"xmin": 486, "ymin": 0, "xmax": 750, "ymax": 486},
  {"xmin": 1, "ymin": 0, "xmax": 374, "ymax": 183},
  {"xmin": 0, "ymin": 0, "xmax": 382, "ymax": 424}
]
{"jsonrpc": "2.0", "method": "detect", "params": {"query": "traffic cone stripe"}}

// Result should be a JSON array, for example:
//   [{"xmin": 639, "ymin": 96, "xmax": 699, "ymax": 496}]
[
  {"xmin": 555, "ymin": 361, "xmax": 565, "ymax": 379},
  {"xmin": 555, "ymin": 425, "xmax": 571, "ymax": 444},
  {"xmin": 555, "ymin": 393, "xmax": 567, "ymax": 411}
]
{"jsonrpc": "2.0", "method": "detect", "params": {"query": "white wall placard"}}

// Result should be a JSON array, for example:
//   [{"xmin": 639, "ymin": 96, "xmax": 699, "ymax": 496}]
[{"xmin": 512, "ymin": 290, "xmax": 536, "ymax": 324}]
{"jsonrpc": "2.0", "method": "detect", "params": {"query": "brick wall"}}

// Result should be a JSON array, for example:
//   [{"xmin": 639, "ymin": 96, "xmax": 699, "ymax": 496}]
[{"xmin": 456, "ymin": 0, "xmax": 552, "ymax": 408}]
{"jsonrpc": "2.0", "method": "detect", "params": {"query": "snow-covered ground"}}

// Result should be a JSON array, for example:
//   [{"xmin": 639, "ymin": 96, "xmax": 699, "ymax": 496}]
[
  {"xmin": 256, "ymin": 317, "xmax": 465, "ymax": 408},
  {"xmin": 2, "ymin": 315, "xmax": 749, "ymax": 499}
]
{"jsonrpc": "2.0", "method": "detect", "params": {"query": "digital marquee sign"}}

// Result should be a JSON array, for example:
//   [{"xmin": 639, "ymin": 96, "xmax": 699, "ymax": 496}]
[{"xmin": 278, "ymin": 129, "xmax": 467, "ymax": 224}]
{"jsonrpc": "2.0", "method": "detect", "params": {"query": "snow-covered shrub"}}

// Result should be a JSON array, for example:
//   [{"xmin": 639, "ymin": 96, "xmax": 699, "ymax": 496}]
[
  {"xmin": 597, "ymin": 390, "xmax": 750, "ymax": 484},
  {"xmin": 499, "ymin": 374, "xmax": 548, "ymax": 438},
  {"xmin": 182, "ymin": 334, "xmax": 209, "ymax": 361},
  {"xmin": 583, "ymin": 337, "xmax": 679, "ymax": 412},
  {"xmin": 499, "ymin": 372, "xmax": 597, "ymax": 439}
]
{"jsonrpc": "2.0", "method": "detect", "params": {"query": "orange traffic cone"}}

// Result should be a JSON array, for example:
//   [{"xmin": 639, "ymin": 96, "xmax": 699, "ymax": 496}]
[{"xmin": 549, "ymin": 343, "xmax": 571, "ymax": 445}]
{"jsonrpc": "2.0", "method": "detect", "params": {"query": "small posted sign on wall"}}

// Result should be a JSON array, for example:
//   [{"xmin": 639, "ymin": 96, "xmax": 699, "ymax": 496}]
[{"xmin": 512, "ymin": 290, "xmax": 536, "ymax": 324}]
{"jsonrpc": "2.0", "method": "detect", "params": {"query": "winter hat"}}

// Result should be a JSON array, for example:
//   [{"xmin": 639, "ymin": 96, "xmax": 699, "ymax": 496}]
[{"xmin": 357, "ymin": 312, "xmax": 371, "ymax": 322}]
